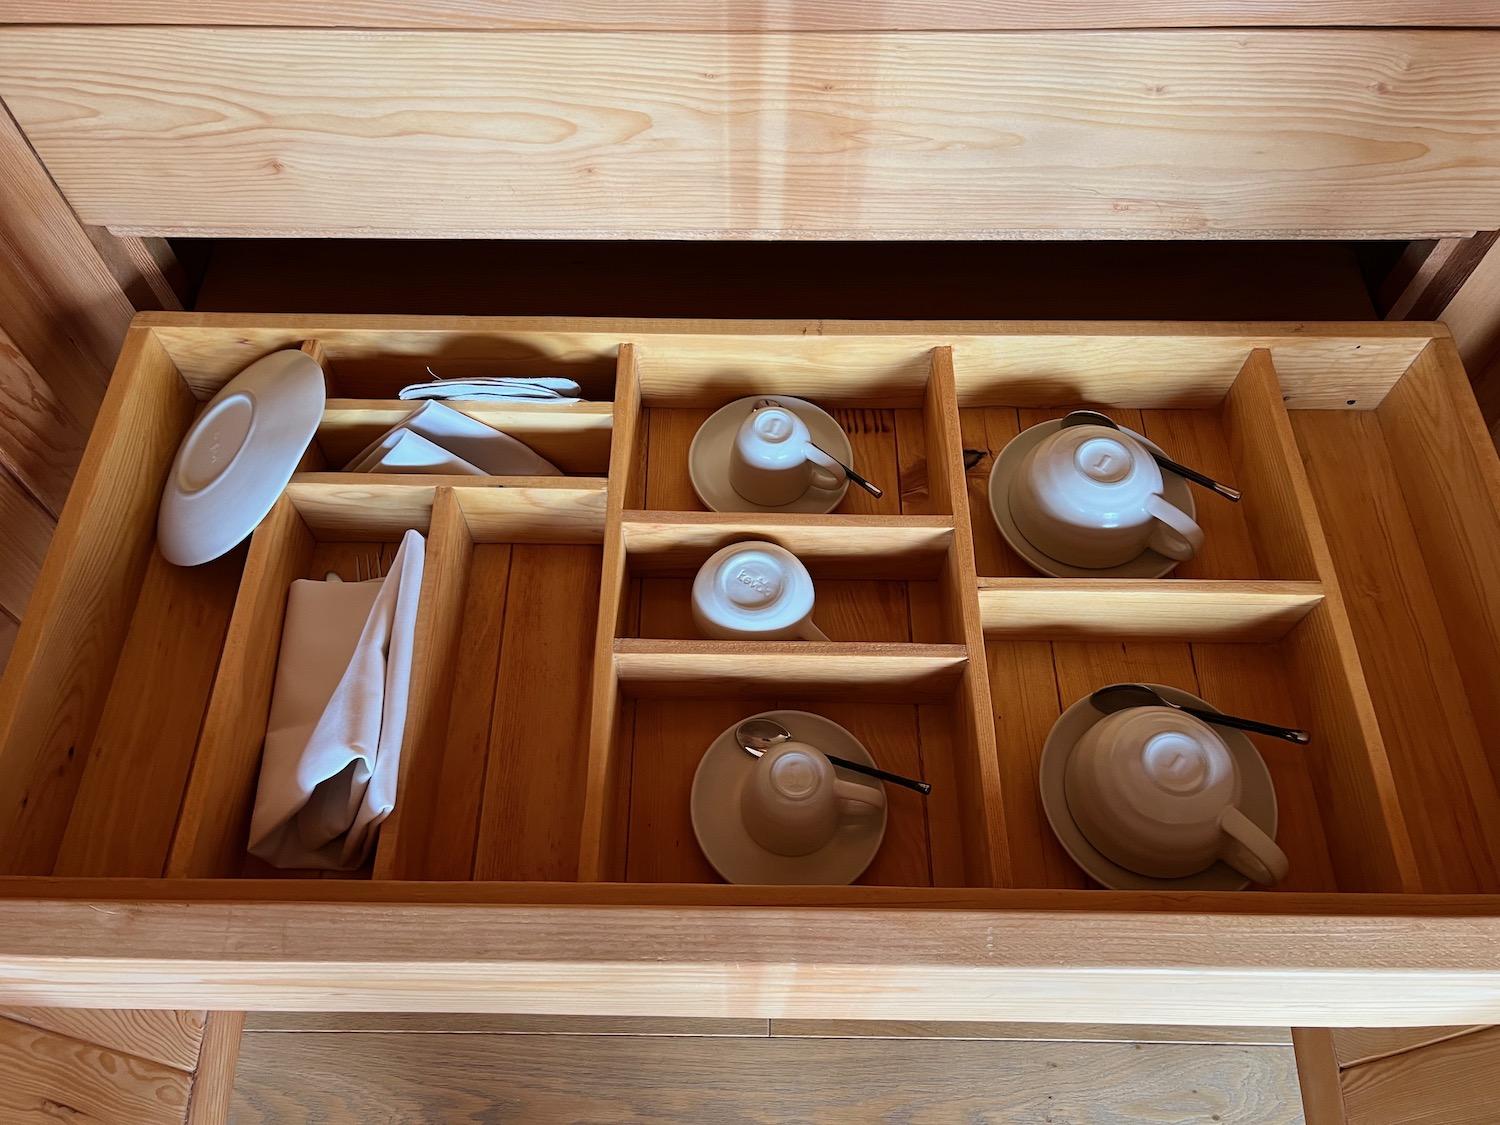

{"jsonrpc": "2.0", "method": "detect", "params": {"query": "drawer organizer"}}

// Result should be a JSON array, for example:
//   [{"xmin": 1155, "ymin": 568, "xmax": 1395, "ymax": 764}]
[{"xmin": 3, "ymin": 315, "xmax": 1500, "ymax": 1021}]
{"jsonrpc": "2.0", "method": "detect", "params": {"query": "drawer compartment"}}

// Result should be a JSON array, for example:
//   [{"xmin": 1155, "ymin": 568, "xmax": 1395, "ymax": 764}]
[{"xmin": 3, "ymin": 316, "xmax": 1500, "ymax": 1017}]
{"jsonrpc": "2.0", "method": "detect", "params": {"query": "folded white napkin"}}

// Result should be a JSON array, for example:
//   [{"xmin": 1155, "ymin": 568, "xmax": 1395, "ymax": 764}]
[
  {"xmin": 248, "ymin": 529, "xmax": 426, "ymax": 870},
  {"xmin": 346, "ymin": 401, "xmax": 562, "ymax": 476},
  {"xmin": 398, "ymin": 376, "xmax": 582, "ymax": 404}
]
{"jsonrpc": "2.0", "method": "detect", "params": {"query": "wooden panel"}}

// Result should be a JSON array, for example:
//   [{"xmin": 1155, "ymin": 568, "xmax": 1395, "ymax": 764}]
[
  {"xmin": 614, "ymin": 640, "xmax": 967, "ymax": 701},
  {"xmin": 54, "ymin": 547, "xmax": 243, "ymax": 877},
  {"xmin": 5, "ymin": 30, "xmax": 1500, "ymax": 239},
  {"xmin": 243, "ymin": 1012, "xmax": 765, "ymax": 1035},
  {"xmin": 0, "ymin": 466, "xmax": 52, "ymax": 620},
  {"xmin": 185, "ymin": 1011, "xmax": 242, "ymax": 1125},
  {"xmin": 0, "ymin": 1007, "xmax": 205, "ymax": 1072},
  {"xmin": 772, "ymin": 1019, "xmax": 1290, "ymax": 1043},
  {"xmin": 1333, "ymin": 1026, "xmax": 1491, "ymax": 1069},
  {"xmin": 978, "ymin": 579, "xmax": 1323, "ymax": 643},
  {"xmin": 0, "ymin": 321, "xmax": 89, "ymax": 518},
  {"xmin": 5, "ymin": 2, "xmax": 1497, "ymax": 29},
  {"xmin": 0, "ymin": 328, "xmax": 194, "ymax": 875},
  {"xmin": 0, "ymin": 612, "xmax": 16, "ymax": 676},
  {"xmin": 229, "ymin": 1030, "xmax": 1303, "ymax": 1124},
  {"xmin": 1293, "ymin": 1028, "xmax": 1347, "ymax": 1125},
  {"xmin": 1341, "ymin": 1025, "xmax": 1500, "ymax": 1125},
  {"xmin": 0, "ymin": 1015, "xmax": 191, "ymax": 1124},
  {"xmin": 471, "ymin": 544, "xmax": 602, "ymax": 882}
]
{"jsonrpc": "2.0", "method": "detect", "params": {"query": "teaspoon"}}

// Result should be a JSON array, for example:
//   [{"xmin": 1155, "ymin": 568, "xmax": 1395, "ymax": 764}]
[
  {"xmin": 736, "ymin": 717, "xmax": 932, "ymax": 795},
  {"xmin": 1090, "ymin": 682, "xmax": 1310, "ymax": 745},
  {"xmin": 1061, "ymin": 410, "xmax": 1242, "ymax": 503}
]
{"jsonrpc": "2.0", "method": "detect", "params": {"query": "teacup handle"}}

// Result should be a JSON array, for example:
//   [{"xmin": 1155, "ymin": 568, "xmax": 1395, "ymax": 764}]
[
  {"xmin": 804, "ymin": 442, "xmax": 847, "ymax": 491},
  {"xmin": 834, "ymin": 777, "xmax": 887, "ymax": 814},
  {"xmin": 1145, "ymin": 494, "xmax": 1205, "ymax": 561},
  {"xmin": 798, "ymin": 619, "xmax": 830, "ymax": 641},
  {"xmin": 1218, "ymin": 806, "xmax": 1289, "ymax": 886}
]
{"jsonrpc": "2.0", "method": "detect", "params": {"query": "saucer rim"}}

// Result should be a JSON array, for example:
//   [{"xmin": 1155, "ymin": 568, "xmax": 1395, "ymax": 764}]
[
  {"xmin": 688, "ymin": 395, "xmax": 854, "ymax": 514},
  {"xmin": 690, "ymin": 708, "xmax": 888, "ymax": 886},
  {"xmin": 986, "ymin": 418, "xmax": 1198, "ymax": 579},
  {"xmin": 1038, "ymin": 683, "xmax": 1280, "ymax": 892}
]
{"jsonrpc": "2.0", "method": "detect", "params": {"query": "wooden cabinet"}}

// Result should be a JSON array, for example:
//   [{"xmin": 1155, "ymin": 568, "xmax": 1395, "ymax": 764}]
[{"xmin": 2, "ymin": 315, "xmax": 1499, "ymax": 1024}]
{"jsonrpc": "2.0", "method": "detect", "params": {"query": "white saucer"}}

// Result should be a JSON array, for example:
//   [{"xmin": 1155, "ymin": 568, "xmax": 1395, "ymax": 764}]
[
  {"xmin": 688, "ymin": 396, "xmax": 853, "ymax": 514},
  {"xmin": 691, "ymin": 709, "xmax": 887, "ymax": 885},
  {"xmin": 1038, "ymin": 683, "xmax": 1280, "ymax": 891},
  {"xmin": 987, "ymin": 419, "xmax": 1198, "ymax": 579},
  {"xmin": 158, "ymin": 349, "xmax": 326, "ymax": 566}
]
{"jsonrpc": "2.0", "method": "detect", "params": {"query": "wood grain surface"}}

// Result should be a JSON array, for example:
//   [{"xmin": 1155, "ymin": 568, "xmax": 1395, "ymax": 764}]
[
  {"xmin": 0, "ymin": 1015, "xmax": 191, "ymax": 1125},
  {"xmin": 0, "ymin": 321, "xmax": 88, "ymax": 519},
  {"xmin": 1332, "ymin": 1025, "xmax": 1491, "ymax": 1069},
  {"xmin": 228, "ymin": 1030, "xmax": 1303, "ymax": 1124},
  {"xmin": 0, "ymin": 1007, "xmax": 205, "ymax": 1073},
  {"xmin": 3, "ymin": 29, "xmax": 1499, "ymax": 238},
  {"xmin": 3, "ymin": 1, "xmax": 1496, "ymax": 29},
  {"xmin": 1340, "ymin": 1025, "xmax": 1500, "ymax": 1124}
]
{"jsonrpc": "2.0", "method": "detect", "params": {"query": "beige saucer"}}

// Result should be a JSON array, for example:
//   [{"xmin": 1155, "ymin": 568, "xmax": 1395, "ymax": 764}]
[
  {"xmin": 988, "ymin": 418, "xmax": 1198, "ymax": 579},
  {"xmin": 689, "ymin": 395, "xmax": 853, "ymax": 514},
  {"xmin": 691, "ymin": 709, "xmax": 887, "ymax": 885},
  {"xmin": 1038, "ymin": 683, "xmax": 1279, "ymax": 891}
]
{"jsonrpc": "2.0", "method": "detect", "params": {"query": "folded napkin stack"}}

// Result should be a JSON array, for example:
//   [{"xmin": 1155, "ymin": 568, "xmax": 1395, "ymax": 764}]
[
  {"xmin": 346, "ymin": 401, "xmax": 562, "ymax": 476},
  {"xmin": 399, "ymin": 375, "xmax": 582, "ymax": 404},
  {"xmin": 248, "ymin": 529, "xmax": 426, "ymax": 870}
]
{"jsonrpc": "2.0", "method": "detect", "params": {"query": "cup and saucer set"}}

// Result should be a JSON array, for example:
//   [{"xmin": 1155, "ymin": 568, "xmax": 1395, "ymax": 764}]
[{"xmin": 689, "ymin": 396, "xmax": 853, "ymax": 513}]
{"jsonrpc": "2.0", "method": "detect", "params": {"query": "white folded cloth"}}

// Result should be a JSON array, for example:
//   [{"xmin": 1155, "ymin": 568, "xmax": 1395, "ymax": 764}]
[
  {"xmin": 248, "ymin": 529, "xmax": 426, "ymax": 870},
  {"xmin": 398, "ymin": 375, "xmax": 582, "ymax": 404},
  {"xmin": 346, "ymin": 401, "xmax": 562, "ymax": 476}
]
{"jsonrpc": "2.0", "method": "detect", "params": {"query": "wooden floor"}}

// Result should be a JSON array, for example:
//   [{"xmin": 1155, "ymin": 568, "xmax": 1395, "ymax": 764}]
[{"xmin": 229, "ymin": 1016, "xmax": 1304, "ymax": 1124}]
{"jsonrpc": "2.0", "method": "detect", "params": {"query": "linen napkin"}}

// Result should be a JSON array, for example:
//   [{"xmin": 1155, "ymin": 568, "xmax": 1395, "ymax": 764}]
[
  {"xmin": 346, "ymin": 401, "xmax": 562, "ymax": 476},
  {"xmin": 248, "ymin": 528, "xmax": 426, "ymax": 870},
  {"xmin": 398, "ymin": 375, "xmax": 582, "ymax": 404}
]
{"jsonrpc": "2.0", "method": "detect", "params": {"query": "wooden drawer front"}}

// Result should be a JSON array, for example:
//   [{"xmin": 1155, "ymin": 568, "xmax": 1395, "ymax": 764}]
[
  {"xmin": 6, "ymin": 315, "xmax": 1500, "ymax": 1022},
  {"xmin": 1, "ymin": 29, "xmax": 1499, "ymax": 238}
]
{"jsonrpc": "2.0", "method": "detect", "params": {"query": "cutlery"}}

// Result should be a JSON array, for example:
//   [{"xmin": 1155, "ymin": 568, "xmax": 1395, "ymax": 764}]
[
  {"xmin": 736, "ymin": 717, "xmax": 932, "ymax": 795},
  {"xmin": 808, "ymin": 441, "xmax": 883, "ymax": 498},
  {"xmin": 1061, "ymin": 410, "xmax": 1242, "ymax": 502},
  {"xmin": 1090, "ymin": 682, "xmax": 1310, "ymax": 745}
]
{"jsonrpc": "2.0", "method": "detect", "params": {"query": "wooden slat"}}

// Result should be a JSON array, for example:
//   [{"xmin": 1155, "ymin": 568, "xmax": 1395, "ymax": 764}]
[
  {"xmin": 0, "ymin": 328, "xmax": 194, "ymax": 875},
  {"xmin": 228, "ymin": 1030, "xmax": 1302, "ymax": 1124},
  {"xmin": 0, "ymin": 465, "xmax": 52, "ymax": 620},
  {"xmin": 0, "ymin": 611, "xmax": 16, "ymax": 676},
  {"xmin": 84, "ymin": 228, "xmax": 187, "ymax": 313},
  {"xmin": 6, "ymin": 30, "xmax": 1500, "ymax": 239},
  {"xmin": 243, "ymin": 1012, "xmax": 765, "ymax": 1035},
  {"xmin": 471, "ymin": 544, "xmax": 602, "ymax": 881},
  {"xmin": 1332, "ymin": 1026, "xmax": 1492, "ymax": 1069},
  {"xmin": 978, "ymin": 579, "xmax": 1323, "ymax": 642},
  {"xmin": 1380, "ymin": 232, "xmax": 1499, "ymax": 322},
  {"xmin": 3, "ymin": 1, "xmax": 1497, "ymax": 29},
  {"xmin": 53, "ymin": 546, "xmax": 243, "ymax": 877},
  {"xmin": 167, "ymin": 498, "xmax": 315, "ymax": 878},
  {"xmin": 771, "ymin": 1019, "xmax": 1290, "ymax": 1044},
  {"xmin": 1341, "ymin": 1025, "xmax": 1500, "ymax": 1125},
  {"xmin": 0, "ymin": 1008, "xmax": 205, "ymax": 1073},
  {"xmin": 614, "ymin": 640, "xmax": 967, "ymax": 701},
  {"xmin": 0, "ymin": 321, "xmax": 89, "ymax": 518},
  {"xmin": 1293, "ymin": 1028, "xmax": 1348, "ymax": 1125},
  {"xmin": 0, "ymin": 1014, "xmax": 192, "ymax": 1124},
  {"xmin": 185, "ymin": 1011, "xmax": 242, "ymax": 1125}
]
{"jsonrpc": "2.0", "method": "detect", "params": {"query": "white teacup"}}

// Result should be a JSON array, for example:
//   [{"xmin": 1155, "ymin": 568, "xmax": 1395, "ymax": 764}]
[
  {"xmin": 740, "ymin": 742, "xmax": 886, "ymax": 856},
  {"xmin": 692, "ymin": 541, "xmax": 828, "ymax": 641},
  {"xmin": 1064, "ymin": 705, "xmax": 1288, "ymax": 885},
  {"xmin": 729, "ymin": 402, "xmax": 847, "ymax": 507},
  {"xmin": 1009, "ymin": 424, "xmax": 1204, "ymax": 569}
]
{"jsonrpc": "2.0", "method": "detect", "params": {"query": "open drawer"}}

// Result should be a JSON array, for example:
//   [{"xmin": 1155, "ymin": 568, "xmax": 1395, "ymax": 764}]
[{"xmin": 3, "ymin": 314, "xmax": 1500, "ymax": 1025}]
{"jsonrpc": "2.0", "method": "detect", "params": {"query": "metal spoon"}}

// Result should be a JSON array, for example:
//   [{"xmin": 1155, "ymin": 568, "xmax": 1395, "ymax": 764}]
[
  {"xmin": 1061, "ymin": 410, "xmax": 1242, "ymax": 503},
  {"xmin": 736, "ymin": 717, "xmax": 932, "ymax": 795},
  {"xmin": 1090, "ymin": 682, "xmax": 1310, "ymax": 745}
]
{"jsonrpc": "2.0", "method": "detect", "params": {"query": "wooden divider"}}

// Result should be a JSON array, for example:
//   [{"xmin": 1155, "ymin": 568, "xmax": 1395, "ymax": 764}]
[{"xmin": 1224, "ymin": 350, "xmax": 1418, "ymax": 893}]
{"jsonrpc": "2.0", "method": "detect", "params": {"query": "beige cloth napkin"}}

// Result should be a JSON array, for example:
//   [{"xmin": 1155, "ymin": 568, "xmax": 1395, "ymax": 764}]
[{"xmin": 248, "ymin": 528, "xmax": 426, "ymax": 870}]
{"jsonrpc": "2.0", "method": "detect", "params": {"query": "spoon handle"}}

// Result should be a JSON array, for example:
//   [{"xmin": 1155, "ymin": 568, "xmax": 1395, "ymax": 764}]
[
  {"xmin": 1151, "ymin": 452, "xmax": 1242, "ymax": 503},
  {"xmin": 809, "ymin": 441, "xmax": 883, "ymax": 498},
  {"xmin": 1180, "ymin": 705, "xmax": 1310, "ymax": 745},
  {"xmin": 825, "ymin": 752, "xmax": 932, "ymax": 795}
]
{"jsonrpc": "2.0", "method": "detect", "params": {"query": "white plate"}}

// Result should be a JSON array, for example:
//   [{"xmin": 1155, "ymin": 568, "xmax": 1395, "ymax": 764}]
[
  {"xmin": 1038, "ymin": 683, "xmax": 1280, "ymax": 892},
  {"xmin": 691, "ymin": 709, "xmax": 888, "ymax": 885},
  {"xmin": 987, "ymin": 418, "xmax": 1198, "ymax": 579},
  {"xmin": 688, "ymin": 396, "xmax": 853, "ymax": 514},
  {"xmin": 158, "ymin": 349, "xmax": 326, "ymax": 566}
]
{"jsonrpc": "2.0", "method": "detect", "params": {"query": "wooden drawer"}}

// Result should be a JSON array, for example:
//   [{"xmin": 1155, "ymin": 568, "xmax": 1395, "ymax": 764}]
[{"xmin": 4, "ymin": 314, "xmax": 1500, "ymax": 1024}]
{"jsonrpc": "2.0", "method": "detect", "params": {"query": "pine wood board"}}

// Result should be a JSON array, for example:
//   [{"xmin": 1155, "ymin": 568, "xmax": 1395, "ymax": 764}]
[
  {"xmin": 0, "ymin": 611, "xmax": 16, "ymax": 676},
  {"xmin": 242, "ymin": 1012, "xmax": 766, "ymax": 1035},
  {"xmin": 227, "ymin": 1029, "xmax": 1304, "ymax": 1124},
  {"xmin": 6, "ymin": 30, "xmax": 1500, "ymax": 240},
  {"xmin": 1340, "ymin": 1025, "xmax": 1500, "ymax": 1125},
  {"xmin": 0, "ymin": 1007, "xmax": 205, "ymax": 1073},
  {"xmin": 1332, "ymin": 1025, "xmax": 1492, "ymax": 1069},
  {"xmin": 0, "ymin": 465, "xmax": 53, "ymax": 621},
  {"xmin": 185, "ymin": 1011, "xmax": 242, "ymax": 1125},
  {"xmin": 0, "ymin": 1014, "xmax": 191, "ymax": 1125},
  {"xmin": 0, "ymin": 321, "xmax": 89, "ymax": 518},
  {"xmin": 771, "ymin": 1020, "xmax": 1292, "ymax": 1044}
]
